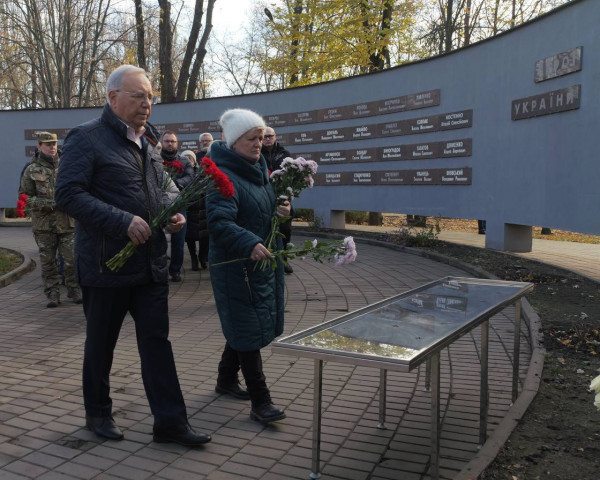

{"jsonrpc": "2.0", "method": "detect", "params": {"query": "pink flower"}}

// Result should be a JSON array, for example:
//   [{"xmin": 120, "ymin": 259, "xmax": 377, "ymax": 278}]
[{"xmin": 334, "ymin": 236, "xmax": 358, "ymax": 265}]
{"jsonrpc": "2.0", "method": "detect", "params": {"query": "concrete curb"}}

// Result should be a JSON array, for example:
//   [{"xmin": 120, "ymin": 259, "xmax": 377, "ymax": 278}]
[
  {"xmin": 295, "ymin": 227, "xmax": 546, "ymax": 480},
  {"xmin": 0, "ymin": 249, "xmax": 35, "ymax": 288}
]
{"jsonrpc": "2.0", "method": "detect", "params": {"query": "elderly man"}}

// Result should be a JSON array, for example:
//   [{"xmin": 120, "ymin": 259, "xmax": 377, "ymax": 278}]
[
  {"xmin": 261, "ymin": 126, "xmax": 294, "ymax": 273},
  {"xmin": 55, "ymin": 65, "xmax": 211, "ymax": 446},
  {"xmin": 20, "ymin": 132, "xmax": 81, "ymax": 307},
  {"xmin": 198, "ymin": 132, "xmax": 213, "ymax": 156}
]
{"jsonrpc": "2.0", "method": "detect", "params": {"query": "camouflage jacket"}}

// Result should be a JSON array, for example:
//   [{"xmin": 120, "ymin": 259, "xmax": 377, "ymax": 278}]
[{"xmin": 19, "ymin": 151, "xmax": 74, "ymax": 233}]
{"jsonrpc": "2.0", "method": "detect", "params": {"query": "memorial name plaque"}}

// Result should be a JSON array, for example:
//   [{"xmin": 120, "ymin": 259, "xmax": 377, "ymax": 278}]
[
  {"xmin": 293, "ymin": 111, "xmax": 318, "ymax": 124},
  {"xmin": 319, "ymin": 151, "xmax": 349, "ymax": 163},
  {"xmin": 265, "ymin": 113, "xmax": 292, "ymax": 127},
  {"xmin": 25, "ymin": 128, "xmax": 71, "ymax": 140},
  {"xmin": 350, "ymin": 125, "xmax": 376, "ymax": 139},
  {"xmin": 314, "ymin": 167, "xmax": 471, "ymax": 186},
  {"xmin": 440, "ymin": 167, "xmax": 471, "ymax": 184},
  {"xmin": 442, "ymin": 139, "xmax": 472, "ymax": 157},
  {"xmin": 512, "ymin": 84, "xmax": 580, "ymax": 120},
  {"xmin": 207, "ymin": 120, "xmax": 221, "ymax": 132},
  {"xmin": 175, "ymin": 122, "xmax": 202, "ymax": 134},
  {"xmin": 408, "ymin": 90, "xmax": 441, "ymax": 109},
  {"xmin": 349, "ymin": 102, "xmax": 375, "ymax": 118},
  {"xmin": 319, "ymin": 106, "xmax": 348, "ymax": 122},
  {"xmin": 408, "ymin": 116, "xmax": 438, "ymax": 134},
  {"xmin": 350, "ymin": 148, "xmax": 378, "ymax": 162},
  {"xmin": 535, "ymin": 46, "xmax": 582, "ymax": 83},
  {"xmin": 409, "ymin": 142, "xmax": 440, "ymax": 159},
  {"xmin": 319, "ymin": 128, "xmax": 349, "ymax": 142},
  {"xmin": 380, "ymin": 120, "xmax": 405, "ymax": 137},
  {"xmin": 180, "ymin": 140, "xmax": 198, "ymax": 151},
  {"xmin": 292, "ymin": 131, "xmax": 316, "ymax": 144},
  {"xmin": 381, "ymin": 146, "xmax": 404, "ymax": 160},
  {"xmin": 438, "ymin": 110, "xmax": 473, "ymax": 130},
  {"xmin": 300, "ymin": 139, "xmax": 471, "ymax": 165}
]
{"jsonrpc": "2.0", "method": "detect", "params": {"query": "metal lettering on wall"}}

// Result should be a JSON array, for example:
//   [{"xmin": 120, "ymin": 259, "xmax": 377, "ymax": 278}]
[
  {"xmin": 300, "ymin": 139, "xmax": 472, "ymax": 165},
  {"xmin": 535, "ymin": 46, "xmax": 582, "ymax": 83},
  {"xmin": 314, "ymin": 167, "xmax": 472, "ymax": 186},
  {"xmin": 512, "ymin": 85, "xmax": 580, "ymax": 120}
]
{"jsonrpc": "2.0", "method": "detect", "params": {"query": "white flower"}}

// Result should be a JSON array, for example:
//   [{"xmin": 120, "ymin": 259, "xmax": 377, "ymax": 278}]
[
  {"xmin": 312, "ymin": 239, "xmax": 318, "ymax": 248},
  {"xmin": 306, "ymin": 160, "xmax": 318, "ymax": 175},
  {"xmin": 595, "ymin": 392, "xmax": 600, "ymax": 411},
  {"xmin": 270, "ymin": 169, "xmax": 284, "ymax": 179},
  {"xmin": 590, "ymin": 374, "xmax": 600, "ymax": 393}
]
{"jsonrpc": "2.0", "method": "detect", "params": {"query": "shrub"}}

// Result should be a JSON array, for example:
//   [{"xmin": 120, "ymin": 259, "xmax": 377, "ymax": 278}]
[
  {"xmin": 384, "ymin": 218, "xmax": 441, "ymax": 247},
  {"xmin": 345, "ymin": 210, "xmax": 368, "ymax": 224},
  {"xmin": 294, "ymin": 208, "xmax": 314, "ymax": 222}
]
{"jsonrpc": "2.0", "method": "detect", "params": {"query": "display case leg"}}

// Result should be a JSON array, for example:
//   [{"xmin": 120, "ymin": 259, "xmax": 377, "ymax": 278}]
[
  {"xmin": 430, "ymin": 352, "xmax": 441, "ymax": 480},
  {"xmin": 479, "ymin": 319, "xmax": 489, "ymax": 448},
  {"xmin": 310, "ymin": 359, "xmax": 323, "ymax": 479},
  {"xmin": 378, "ymin": 369, "xmax": 387, "ymax": 429},
  {"xmin": 512, "ymin": 299, "xmax": 522, "ymax": 404}
]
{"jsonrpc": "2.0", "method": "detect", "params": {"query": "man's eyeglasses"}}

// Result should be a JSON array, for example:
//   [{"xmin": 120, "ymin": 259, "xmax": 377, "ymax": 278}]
[
  {"xmin": 116, "ymin": 90, "xmax": 157, "ymax": 104},
  {"xmin": 264, "ymin": 134, "xmax": 275, "ymax": 139}
]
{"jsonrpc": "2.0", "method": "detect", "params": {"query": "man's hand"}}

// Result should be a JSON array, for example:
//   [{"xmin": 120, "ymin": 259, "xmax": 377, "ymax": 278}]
[
  {"xmin": 165, "ymin": 213, "xmax": 186, "ymax": 234},
  {"xmin": 127, "ymin": 216, "xmax": 152, "ymax": 245}
]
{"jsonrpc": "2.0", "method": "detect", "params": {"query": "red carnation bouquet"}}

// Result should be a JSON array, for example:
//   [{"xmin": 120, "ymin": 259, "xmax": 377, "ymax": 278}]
[
  {"xmin": 16, "ymin": 193, "xmax": 28, "ymax": 218},
  {"xmin": 163, "ymin": 159, "xmax": 184, "ymax": 178},
  {"xmin": 106, "ymin": 157, "xmax": 233, "ymax": 271}
]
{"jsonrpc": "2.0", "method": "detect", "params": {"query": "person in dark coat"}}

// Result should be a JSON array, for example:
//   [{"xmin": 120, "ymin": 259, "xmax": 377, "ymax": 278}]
[
  {"xmin": 54, "ymin": 64, "xmax": 211, "ymax": 447},
  {"xmin": 181, "ymin": 150, "xmax": 208, "ymax": 270},
  {"xmin": 261, "ymin": 126, "xmax": 294, "ymax": 273},
  {"xmin": 206, "ymin": 108, "xmax": 291, "ymax": 424}
]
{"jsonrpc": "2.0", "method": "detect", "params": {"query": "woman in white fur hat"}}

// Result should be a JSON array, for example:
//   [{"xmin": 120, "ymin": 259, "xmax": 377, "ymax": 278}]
[{"xmin": 206, "ymin": 108, "xmax": 291, "ymax": 424}]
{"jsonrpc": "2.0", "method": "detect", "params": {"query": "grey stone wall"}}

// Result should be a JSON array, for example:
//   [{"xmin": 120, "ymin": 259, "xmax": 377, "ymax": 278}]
[{"xmin": 2, "ymin": 0, "xmax": 597, "ymax": 251}]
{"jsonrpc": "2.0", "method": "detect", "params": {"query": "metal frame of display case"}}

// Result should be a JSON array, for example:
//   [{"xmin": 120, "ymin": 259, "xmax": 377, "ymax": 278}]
[{"xmin": 272, "ymin": 276, "xmax": 533, "ymax": 479}]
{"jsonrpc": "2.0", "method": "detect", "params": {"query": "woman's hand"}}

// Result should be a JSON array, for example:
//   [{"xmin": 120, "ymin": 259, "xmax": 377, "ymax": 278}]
[
  {"xmin": 276, "ymin": 200, "xmax": 291, "ymax": 218},
  {"xmin": 250, "ymin": 243, "xmax": 272, "ymax": 261}
]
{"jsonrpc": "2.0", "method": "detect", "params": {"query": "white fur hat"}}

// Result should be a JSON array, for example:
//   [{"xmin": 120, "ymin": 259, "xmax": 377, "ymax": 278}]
[
  {"xmin": 219, "ymin": 108, "xmax": 266, "ymax": 147},
  {"xmin": 180, "ymin": 150, "xmax": 197, "ymax": 164}
]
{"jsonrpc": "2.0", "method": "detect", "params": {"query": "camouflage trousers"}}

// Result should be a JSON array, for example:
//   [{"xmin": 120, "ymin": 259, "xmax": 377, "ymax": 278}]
[{"xmin": 33, "ymin": 231, "xmax": 77, "ymax": 295}]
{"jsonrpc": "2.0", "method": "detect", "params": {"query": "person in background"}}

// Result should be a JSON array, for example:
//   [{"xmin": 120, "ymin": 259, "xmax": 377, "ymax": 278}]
[
  {"xmin": 160, "ymin": 130, "xmax": 195, "ymax": 281},
  {"xmin": 206, "ymin": 108, "xmax": 290, "ymax": 424},
  {"xmin": 181, "ymin": 150, "xmax": 208, "ymax": 270},
  {"xmin": 198, "ymin": 132, "xmax": 213, "ymax": 156},
  {"xmin": 261, "ymin": 126, "xmax": 294, "ymax": 273},
  {"xmin": 20, "ymin": 132, "xmax": 82, "ymax": 307},
  {"xmin": 55, "ymin": 64, "xmax": 211, "ymax": 447}
]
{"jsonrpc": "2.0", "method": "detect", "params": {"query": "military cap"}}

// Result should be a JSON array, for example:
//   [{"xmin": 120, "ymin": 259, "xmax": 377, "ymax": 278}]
[{"xmin": 37, "ymin": 131, "xmax": 58, "ymax": 143}]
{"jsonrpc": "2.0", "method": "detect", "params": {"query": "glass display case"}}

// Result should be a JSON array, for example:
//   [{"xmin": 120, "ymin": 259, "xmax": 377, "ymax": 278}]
[{"xmin": 273, "ymin": 276, "xmax": 533, "ymax": 479}]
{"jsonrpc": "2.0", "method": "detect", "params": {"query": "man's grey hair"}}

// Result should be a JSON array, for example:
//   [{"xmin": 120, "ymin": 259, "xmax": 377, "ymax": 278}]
[
  {"xmin": 199, "ymin": 132, "xmax": 213, "ymax": 141},
  {"xmin": 106, "ymin": 65, "xmax": 147, "ymax": 102}
]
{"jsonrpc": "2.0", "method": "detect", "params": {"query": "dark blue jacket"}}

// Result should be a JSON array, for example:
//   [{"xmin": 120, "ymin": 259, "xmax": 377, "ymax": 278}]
[
  {"xmin": 55, "ymin": 104, "xmax": 172, "ymax": 287},
  {"xmin": 206, "ymin": 141, "xmax": 285, "ymax": 351}
]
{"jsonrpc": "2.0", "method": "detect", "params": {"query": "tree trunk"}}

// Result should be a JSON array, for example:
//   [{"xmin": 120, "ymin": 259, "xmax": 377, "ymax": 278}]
[
  {"xmin": 444, "ymin": 0, "xmax": 454, "ymax": 53},
  {"xmin": 186, "ymin": 0, "xmax": 215, "ymax": 100},
  {"xmin": 288, "ymin": 0, "xmax": 303, "ymax": 85},
  {"xmin": 158, "ymin": 0, "xmax": 175, "ymax": 102},
  {"xmin": 134, "ymin": 0, "xmax": 146, "ymax": 70}
]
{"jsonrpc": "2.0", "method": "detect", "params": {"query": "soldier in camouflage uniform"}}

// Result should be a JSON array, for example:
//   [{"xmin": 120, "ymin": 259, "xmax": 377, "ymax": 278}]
[{"xmin": 19, "ymin": 132, "xmax": 82, "ymax": 307}]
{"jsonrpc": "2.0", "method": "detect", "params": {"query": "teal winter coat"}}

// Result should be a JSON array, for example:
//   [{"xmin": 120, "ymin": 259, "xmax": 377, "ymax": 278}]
[{"xmin": 206, "ymin": 141, "xmax": 285, "ymax": 351}]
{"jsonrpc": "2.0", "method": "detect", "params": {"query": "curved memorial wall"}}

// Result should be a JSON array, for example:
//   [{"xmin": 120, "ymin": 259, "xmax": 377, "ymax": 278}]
[{"xmin": 2, "ymin": 0, "xmax": 598, "ymax": 251}]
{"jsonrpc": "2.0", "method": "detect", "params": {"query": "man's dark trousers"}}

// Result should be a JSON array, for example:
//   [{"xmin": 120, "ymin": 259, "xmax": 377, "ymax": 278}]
[{"xmin": 81, "ymin": 282, "xmax": 188, "ymax": 428}]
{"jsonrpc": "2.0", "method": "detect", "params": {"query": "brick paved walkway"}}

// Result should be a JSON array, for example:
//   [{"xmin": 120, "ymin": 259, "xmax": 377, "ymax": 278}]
[{"xmin": 0, "ymin": 225, "xmax": 546, "ymax": 480}]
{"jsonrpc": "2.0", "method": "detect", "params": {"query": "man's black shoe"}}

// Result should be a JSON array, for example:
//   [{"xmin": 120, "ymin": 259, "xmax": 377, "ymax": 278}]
[
  {"xmin": 85, "ymin": 416, "xmax": 124, "ymax": 440},
  {"xmin": 153, "ymin": 423, "xmax": 211, "ymax": 447},
  {"xmin": 191, "ymin": 256, "xmax": 199, "ymax": 271},
  {"xmin": 215, "ymin": 382, "xmax": 250, "ymax": 400},
  {"xmin": 284, "ymin": 263, "xmax": 293, "ymax": 274},
  {"xmin": 170, "ymin": 273, "xmax": 181, "ymax": 282},
  {"xmin": 250, "ymin": 403, "xmax": 286, "ymax": 424}
]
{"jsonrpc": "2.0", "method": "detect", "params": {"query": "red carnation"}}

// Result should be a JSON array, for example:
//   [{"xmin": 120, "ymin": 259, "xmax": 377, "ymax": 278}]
[{"xmin": 15, "ymin": 193, "xmax": 28, "ymax": 218}]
